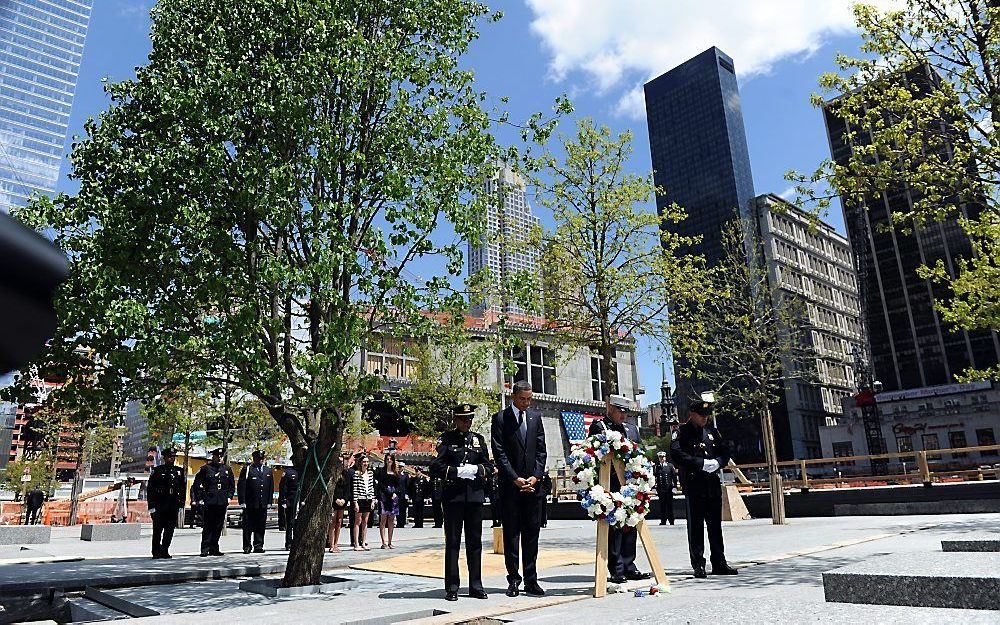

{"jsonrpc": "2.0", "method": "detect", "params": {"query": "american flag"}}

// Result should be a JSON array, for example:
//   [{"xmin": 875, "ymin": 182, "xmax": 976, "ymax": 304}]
[{"xmin": 561, "ymin": 411, "xmax": 600, "ymax": 444}]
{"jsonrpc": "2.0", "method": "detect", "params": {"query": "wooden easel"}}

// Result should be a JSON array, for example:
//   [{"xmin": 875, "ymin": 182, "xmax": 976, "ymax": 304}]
[{"xmin": 593, "ymin": 454, "xmax": 669, "ymax": 598}]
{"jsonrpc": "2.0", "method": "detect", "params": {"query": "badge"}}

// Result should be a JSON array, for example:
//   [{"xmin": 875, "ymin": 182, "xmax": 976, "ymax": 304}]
[
  {"xmin": 471, "ymin": 437, "xmax": 480, "ymax": 449},
  {"xmin": 698, "ymin": 443, "xmax": 706, "ymax": 449},
  {"xmin": 708, "ymin": 433, "xmax": 714, "ymax": 441},
  {"xmin": 671, "ymin": 431, "xmax": 678, "ymax": 441}
]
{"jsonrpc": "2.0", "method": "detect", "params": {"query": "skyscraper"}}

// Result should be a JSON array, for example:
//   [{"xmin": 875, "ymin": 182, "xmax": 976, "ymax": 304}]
[
  {"xmin": 469, "ymin": 166, "xmax": 540, "ymax": 315},
  {"xmin": 643, "ymin": 46, "xmax": 756, "ymax": 267},
  {"xmin": 824, "ymin": 65, "xmax": 1000, "ymax": 392},
  {"xmin": 0, "ymin": 0, "xmax": 92, "ymax": 213}
]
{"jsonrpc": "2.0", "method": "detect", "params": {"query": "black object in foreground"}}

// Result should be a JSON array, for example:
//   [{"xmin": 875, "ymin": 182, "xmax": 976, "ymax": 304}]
[{"xmin": 0, "ymin": 211, "xmax": 69, "ymax": 375}]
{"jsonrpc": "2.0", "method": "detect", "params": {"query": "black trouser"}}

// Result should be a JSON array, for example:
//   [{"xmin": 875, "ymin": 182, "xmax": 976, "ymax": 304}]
[
  {"xmin": 658, "ymin": 490, "xmax": 674, "ymax": 524},
  {"xmin": 490, "ymin": 494, "xmax": 501, "ymax": 527},
  {"xmin": 242, "ymin": 507, "xmax": 267, "ymax": 551},
  {"xmin": 413, "ymin": 499, "xmax": 425, "ymax": 527},
  {"xmin": 608, "ymin": 525, "xmax": 639, "ymax": 577},
  {"xmin": 284, "ymin": 503, "xmax": 296, "ymax": 549},
  {"xmin": 397, "ymin": 499, "xmax": 408, "ymax": 527},
  {"xmin": 539, "ymin": 495, "xmax": 548, "ymax": 527},
  {"xmin": 200, "ymin": 504, "xmax": 227, "ymax": 555},
  {"xmin": 348, "ymin": 505, "xmax": 357, "ymax": 546},
  {"xmin": 500, "ymin": 492, "xmax": 541, "ymax": 586},
  {"xmin": 685, "ymin": 483, "xmax": 726, "ymax": 570},
  {"xmin": 443, "ymin": 502, "xmax": 484, "ymax": 593},
  {"xmin": 152, "ymin": 507, "xmax": 178, "ymax": 556},
  {"xmin": 432, "ymin": 499, "xmax": 443, "ymax": 528},
  {"xmin": 26, "ymin": 505, "xmax": 41, "ymax": 525}
]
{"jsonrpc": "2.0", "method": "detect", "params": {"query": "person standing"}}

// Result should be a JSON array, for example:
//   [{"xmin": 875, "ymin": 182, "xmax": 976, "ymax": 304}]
[
  {"xmin": 25, "ymin": 486, "xmax": 45, "ymax": 525},
  {"xmin": 191, "ymin": 448, "xmax": 236, "ymax": 557},
  {"xmin": 351, "ymin": 455, "xmax": 375, "ymax": 551},
  {"xmin": 238, "ymin": 450, "xmax": 274, "ymax": 554},
  {"xmin": 654, "ymin": 451, "xmax": 677, "ymax": 525},
  {"xmin": 670, "ymin": 396, "xmax": 738, "ymax": 578},
  {"xmin": 147, "ymin": 448, "xmax": 185, "ymax": 558},
  {"xmin": 329, "ymin": 461, "xmax": 352, "ymax": 552},
  {"xmin": 589, "ymin": 395, "xmax": 650, "ymax": 584},
  {"xmin": 377, "ymin": 454, "xmax": 400, "ymax": 549},
  {"xmin": 410, "ymin": 473, "xmax": 427, "ymax": 528},
  {"xmin": 396, "ymin": 462, "xmax": 409, "ymax": 528},
  {"xmin": 430, "ymin": 403, "xmax": 493, "ymax": 602},
  {"xmin": 488, "ymin": 471, "xmax": 502, "ymax": 528},
  {"xmin": 430, "ymin": 475, "xmax": 444, "ymax": 528},
  {"xmin": 490, "ymin": 380, "xmax": 547, "ymax": 597},
  {"xmin": 540, "ymin": 473, "xmax": 552, "ymax": 529},
  {"xmin": 278, "ymin": 466, "xmax": 299, "ymax": 550}
]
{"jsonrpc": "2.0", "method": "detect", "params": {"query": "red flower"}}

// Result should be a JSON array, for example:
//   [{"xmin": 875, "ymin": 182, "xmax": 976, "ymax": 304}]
[{"xmin": 637, "ymin": 505, "xmax": 645, "ymax": 513}]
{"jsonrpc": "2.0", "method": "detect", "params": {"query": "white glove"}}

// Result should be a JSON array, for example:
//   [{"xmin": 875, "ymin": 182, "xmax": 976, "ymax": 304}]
[
  {"xmin": 456, "ymin": 464, "xmax": 478, "ymax": 480},
  {"xmin": 702, "ymin": 458, "xmax": 720, "ymax": 473},
  {"xmin": 148, "ymin": 508, "xmax": 156, "ymax": 515},
  {"xmin": 240, "ymin": 503, "xmax": 246, "ymax": 509}
]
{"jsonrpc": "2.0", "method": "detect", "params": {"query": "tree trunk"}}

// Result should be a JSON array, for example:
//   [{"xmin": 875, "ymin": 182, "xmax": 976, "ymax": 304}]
[
  {"xmin": 281, "ymin": 416, "xmax": 342, "ymax": 587},
  {"xmin": 222, "ymin": 381, "xmax": 231, "ymax": 459},
  {"xmin": 68, "ymin": 436, "xmax": 88, "ymax": 526},
  {"xmin": 760, "ymin": 406, "xmax": 786, "ymax": 524}
]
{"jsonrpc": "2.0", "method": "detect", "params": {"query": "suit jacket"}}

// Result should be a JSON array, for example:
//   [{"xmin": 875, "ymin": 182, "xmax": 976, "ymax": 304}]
[
  {"xmin": 588, "ymin": 417, "xmax": 640, "ymax": 493},
  {"xmin": 278, "ymin": 467, "xmax": 299, "ymax": 506},
  {"xmin": 491, "ymin": 405, "xmax": 547, "ymax": 498},
  {"xmin": 237, "ymin": 464, "xmax": 275, "ymax": 509}
]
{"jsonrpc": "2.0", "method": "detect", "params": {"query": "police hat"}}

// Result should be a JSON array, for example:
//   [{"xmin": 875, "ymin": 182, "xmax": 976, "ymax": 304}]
[
  {"xmin": 161, "ymin": 448, "xmax": 176, "ymax": 458},
  {"xmin": 656, "ymin": 451, "xmax": 666, "ymax": 457},
  {"xmin": 252, "ymin": 450, "xmax": 264, "ymax": 460},
  {"xmin": 209, "ymin": 448, "xmax": 223, "ymax": 457},
  {"xmin": 690, "ymin": 392, "xmax": 715, "ymax": 416},
  {"xmin": 608, "ymin": 395, "xmax": 632, "ymax": 410},
  {"xmin": 452, "ymin": 403, "xmax": 476, "ymax": 419}
]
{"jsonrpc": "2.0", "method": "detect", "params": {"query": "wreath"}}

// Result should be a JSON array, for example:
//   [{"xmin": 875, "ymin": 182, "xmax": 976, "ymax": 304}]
[{"xmin": 568, "ymin": 430, "xmax": 654, "ymax": 529}]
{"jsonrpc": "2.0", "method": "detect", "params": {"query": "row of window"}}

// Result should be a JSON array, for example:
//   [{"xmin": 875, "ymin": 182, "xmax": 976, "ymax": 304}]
[{"xmin": 896, "ymin": 428, "xmax": 997, "ymax": 456}]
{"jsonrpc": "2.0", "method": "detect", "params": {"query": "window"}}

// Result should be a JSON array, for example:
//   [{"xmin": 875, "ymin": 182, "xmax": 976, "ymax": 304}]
[
  {"xmin": 832, "ymin": 442, "xmax": 854, "ymax": 465},
  {"xmin": 896, "ymin": 435, "xmax": 914, "ymax": 461},
  {"xmin": 948, "ymin": 431, "xmax": 967, "ymax": 458},
  {"xmin": 976, "ymin": 428, "xmax": 997, "ymax": 456},
  {"xmin": 366, "ymin": 337, "xmax": 418, "ymax": 380},
  {"xmin": 507, "ymin": 344, "xmax": 556, "ymax": 395},
  {"xmin": 590, "ymin": 353, "xmax": 619, "ymax": 401},
  {"xmin": 921, "ymin": 433, "xmax": 940, "ymax": 451}
]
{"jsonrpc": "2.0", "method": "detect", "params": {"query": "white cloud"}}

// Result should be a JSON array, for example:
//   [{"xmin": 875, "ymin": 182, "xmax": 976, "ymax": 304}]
[{"xmin": 525, "ymin": 0, "xmax": 899, "ymax": 118}]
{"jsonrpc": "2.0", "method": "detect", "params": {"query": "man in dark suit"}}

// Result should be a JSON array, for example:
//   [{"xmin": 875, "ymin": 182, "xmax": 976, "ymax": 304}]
[
  {"xmin": 654, "ymin": 451, "xmax": 677, "ymax": 525},
  {"xmin": 491, "ymin": 380, "xmax": 547, "ymax": 598},
  {"xmin": 589, "ymin": 394, "xmax": 650, "ymax": 584},
  {"xmin": 237, "ymin": 450, "xmax": 274, "ymax": 554},
  {"xmin": 670, "ymin": 395, "xmax": 738, "ymax": 578},
  {"xmin": 147, "ymin": 447, "xmax": 185, "ymax": 558},
  {"xmin": 25, "ymin": 486, "xmax": 45, "ymax": 525}
]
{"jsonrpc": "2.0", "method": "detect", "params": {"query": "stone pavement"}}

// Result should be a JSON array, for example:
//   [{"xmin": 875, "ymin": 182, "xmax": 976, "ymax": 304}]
[{"xmin": 1, "ymin": 514, "xmax": 997, "ymax": 623}]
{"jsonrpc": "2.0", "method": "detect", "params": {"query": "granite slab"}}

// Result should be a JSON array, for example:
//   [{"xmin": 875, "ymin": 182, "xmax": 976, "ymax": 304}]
[
  {"xmin": 941, "ymin": 534, "xmax": 1000, "ymax": 552},
  {"xmin": 823, "ymin": 552, "xmax": 1000, "ymax": 610},
  {"xmin": 80, "ymin": 523, "xmax": 141, "ymax": 541},
  {"xmin": 238, "ymin": 574, "xmax": 358, "ymax": 597},
  {"xmin": 0, "ymin": 525, "xmax": 50, "ymax": 545}
]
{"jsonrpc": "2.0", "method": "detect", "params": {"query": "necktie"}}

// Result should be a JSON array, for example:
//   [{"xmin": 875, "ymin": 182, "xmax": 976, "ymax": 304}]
[{"xmin": 518, "ymin": 410, "xmax": 527, "ymax": 442}]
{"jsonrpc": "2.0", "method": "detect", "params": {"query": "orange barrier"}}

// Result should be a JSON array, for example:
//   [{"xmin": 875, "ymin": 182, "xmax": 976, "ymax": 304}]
[{"xmin": 0, "ymin": 501, "xmax": 151, "ymax": 526}]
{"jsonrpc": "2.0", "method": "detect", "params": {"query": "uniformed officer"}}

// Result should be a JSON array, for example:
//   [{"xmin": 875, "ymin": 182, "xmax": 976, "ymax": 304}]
[
  {"xmin": 191, "ymin": 448, "xmax": 236, "ymax": 557},
  {"xmin": 278, "ymin": 465, "xmax": 299, "ymax": 550},
  {"xmin": 147, "ymin": 447, "xmax": 185, "ymax": 558},
  {"xmin": 238, "ymin": 450, "xmax": 275, "ymax": 554},
  {"xmin": 589, "ymin": 394, "xmax": 650, "ymax": 584},
  {"xmin": 654, "ymin": 451, "xmax": 677, "ymax": 525},
  {"xmin": 670, "ymin": 394, "xmax": 738, "ymax": 578},
  {"xmin": 429, "ymin": 403, "xmax": 494, "ymax": 602}
]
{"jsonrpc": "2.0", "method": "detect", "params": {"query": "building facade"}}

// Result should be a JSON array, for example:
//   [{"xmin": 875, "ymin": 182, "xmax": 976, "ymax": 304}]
[
  {"xmin": 821, "ymin": 380, "xmax": 1000, "ymax": 472},
  {"xmin": 643, "ymin": 46, "xmax": 756, "ymax": 418},
  {"xmin": 0, "ymin": 0, "xmax": 92, "ymax": 212},
  {"xmin": 755, "ymin": 194, "xmax": 863, "ymax": 459},
  {"xmin": 469, "ymin": 166, "xmax": 541, "ymax": 315},
  {"xmin": 823, "ymin": 66, "xmax": 1000, "ymax": 392}
]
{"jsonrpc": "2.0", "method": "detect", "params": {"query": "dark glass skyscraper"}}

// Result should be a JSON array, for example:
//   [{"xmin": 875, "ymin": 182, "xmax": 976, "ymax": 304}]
[
  {"xmin": 0, "ymin": 0, "xmax": 92, "ymax": 213},
  {"xmin": 824, "ymin": 65, "xmax": 1000, "ymax": 392},
  {"xmin": 643, "ymin": 46, "xmax": 755, "ymax": 267}
]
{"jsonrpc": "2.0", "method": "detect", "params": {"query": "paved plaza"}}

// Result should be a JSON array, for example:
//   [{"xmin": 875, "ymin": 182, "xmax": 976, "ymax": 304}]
[{"xmin": 0, "ymin": 513, "xmax": 996, "ymax": 623}]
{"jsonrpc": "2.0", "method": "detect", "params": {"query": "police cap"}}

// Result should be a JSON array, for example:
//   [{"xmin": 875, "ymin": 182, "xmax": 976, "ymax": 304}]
[
  {"xmin": 452, "ymin": 403, "xmax": 476, "ymax": 420},
  {"xmin": 608, "ymin": 395, "xmax": 632, "ymax": 410},
  {"xmin": 690, "ymin": 392, "xmax": 715, "ymax": 416},
  {"xmin": 161, "ymin": 447, "xmax": 176, "ymax": 458}
]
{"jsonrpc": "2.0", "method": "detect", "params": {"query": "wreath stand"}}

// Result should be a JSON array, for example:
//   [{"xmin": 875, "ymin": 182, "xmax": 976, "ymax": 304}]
[{"xmin": 593, "ymin": 454, "xmax": 668, "ymax": 598}]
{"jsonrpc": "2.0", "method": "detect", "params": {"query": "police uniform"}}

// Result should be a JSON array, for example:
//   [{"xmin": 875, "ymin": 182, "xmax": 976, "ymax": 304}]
[
  {"xmin": 669, "ymin": 400, "xmax": 737, "ymax": 576},
  {"xmin": 191, "ymin": 450, "xmax": 236, "ymax": 556},
  {"xmin": 278, "ymin": 467, "xmax": 299, "ymax": 550},
  {"xmin": 429, "ymin": 404, "xmax": 494, "ymax": 601},
  {"xmin": 147, "ymin": 449, "xmax": 185, "ymax": 558},
  {"xmin": 588, "ymin": 396, "xmax": 649, "ymax": 583},
  {"xmin": 654, "ymin": 455, "xmax": 677, "ymax": 525},
  {"xmin": 238, "ymin": 453, "xmax": 275, "ymax": 553}
]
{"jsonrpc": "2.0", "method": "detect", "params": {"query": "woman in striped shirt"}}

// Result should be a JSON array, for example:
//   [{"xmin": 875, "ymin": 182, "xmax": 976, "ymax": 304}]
[{"xmin": 351, "ymin": 456, "xmax": 374, "ymax": 551}]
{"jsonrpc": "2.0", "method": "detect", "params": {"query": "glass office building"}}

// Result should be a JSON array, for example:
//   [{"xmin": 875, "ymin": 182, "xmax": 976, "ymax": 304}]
[
  {"xmin": 0, "ymin": 0, "xmax": 92, "ymax": 213},
  {"xmin": 643, "ymin": 46, "xmax": 756, "ymax": 267}
]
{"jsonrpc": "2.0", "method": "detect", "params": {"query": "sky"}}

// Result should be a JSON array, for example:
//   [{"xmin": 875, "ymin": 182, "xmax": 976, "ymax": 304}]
[{"xmin": 52, "ymin": 0, "xmax": 877, "ymax": 407}]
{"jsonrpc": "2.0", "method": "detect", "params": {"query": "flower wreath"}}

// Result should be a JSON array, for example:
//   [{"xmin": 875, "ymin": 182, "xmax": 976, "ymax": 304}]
[{"xmin": 568, "ymin": 430, "xmax": 654, "ymax": 529}]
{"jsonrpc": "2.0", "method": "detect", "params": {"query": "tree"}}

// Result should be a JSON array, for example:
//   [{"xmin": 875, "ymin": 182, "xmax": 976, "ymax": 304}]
[
  {"xmin": 529, "ymin": 119, "xmax": 705, "ymax": 404},
  {"xmin": 789, "ymin": 0, "xmax": 1000, "ymax": 379},
  {"xmin": 10, "ymin": 0, "xmax": 556, "ymax": 586},
  {"xmin": 143, "ymin": 385, "xmax": 212, "ymax": 483},
  {"xmin": 1, "ymin": 454, "xmax": 57, "ymax": 499},
  {"xmin": 670, "ymin": 219, "xmax": 817, "ymax": 525}
]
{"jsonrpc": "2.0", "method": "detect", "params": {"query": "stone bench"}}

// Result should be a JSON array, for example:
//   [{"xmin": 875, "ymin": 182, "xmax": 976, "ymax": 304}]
[
  {"xmin": 80, "ymin": 523, "xmax": 141, "ymax": 541},
  {"xmin": 941, "ymin": 535, "xmax": 1000, "ymax": 552},
  {"xmin": 823, "ymin": 552, "xmax": 1000, "ymax": 610},
  {"xmin": 0, "ymin": 525, "xmax": 51, "ymax": 545}
]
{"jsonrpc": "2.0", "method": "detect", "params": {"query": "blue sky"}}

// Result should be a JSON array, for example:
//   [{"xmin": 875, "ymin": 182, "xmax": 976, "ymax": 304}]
[{"xmin": 55, "ymin": 1, "xmax": 874, "ymax": 406}]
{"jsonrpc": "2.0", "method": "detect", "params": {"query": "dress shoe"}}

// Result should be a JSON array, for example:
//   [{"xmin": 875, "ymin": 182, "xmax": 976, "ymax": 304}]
[
  {"xmin": 200, "ymin": 552, "xmax": 209, "ymax": 557},
  {"xmin": 445, "ymin": 591, "xmax": 458, "ymax": 602},
  {"xmin": 609, "ymin": 575, "xmax": 627, "ymax": 584},
  {"xmin": 253, "ymin": 548, "xmax": 265, "ymax": 553},
  {"xmin": 151, "ymin": 554, "xmax": 163, "ymax": 559},
  {"xmin": 469, "ymin": 589, "xmax": 488, "ymax": 600},
  {"xmin": 711, "ymin": 563, "xmax": 738, "ymax": 575},
  {"xmin": 524, "ymin": 583, "xmax": 545, "ymax": 596},
  {"xmin": 625, "ymin": 571, "xmax": 650, "ymax": 581},
  {"xmin": 243, "ymin": 548, "xmax": 251, "ymax": 554},
  {"xmin": 505, "ymin": 584, "xmax": 519, "ymax": 597},
  {"xmin": 693, "ymin": 567, "xmax": 707, "ymax": 578},
  {"xmin": 210, "ymin": 551, "xmax": 224, "ymax": 556},
  {"xmin": 162, "ymin": 553, "xmax": 173, "ymax": 559}
]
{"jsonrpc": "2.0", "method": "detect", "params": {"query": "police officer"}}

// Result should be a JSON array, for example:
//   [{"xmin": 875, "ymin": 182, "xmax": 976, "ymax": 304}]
[
  {"xmin": 670, "ymin": 395, "xmax": 738, "ymax": 578},
  {"xmin": 654, "ymin": 451, "xmax": 677, "ymax": 525},
  {"xmin": 410, "ymin": 472, "xmax": 427, "ymax": 528},
  {"xmin": 429, "ymin": 403, "xmax": 494, "ymax": 602},
  {"xmin": 278, "ymin": 465, "xmax": 299, "ymax": 550},
  {"xmin": 238, "ymin": 450, "xmax": 274, "ymax": 554},
  {"xmin": 147, "ymin": 448, "xmax": 185, "ymax": 558},
  {"xmin": 431, "ymin": 475, "xmax": 444, "ymax": 528},
  {"xmin": 589, "ymin": 394, "xmax": 650, "ymax": 584},
  {"xmin": 191, "ymin": 448, "xmax": 236, "ymax": 557}
]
